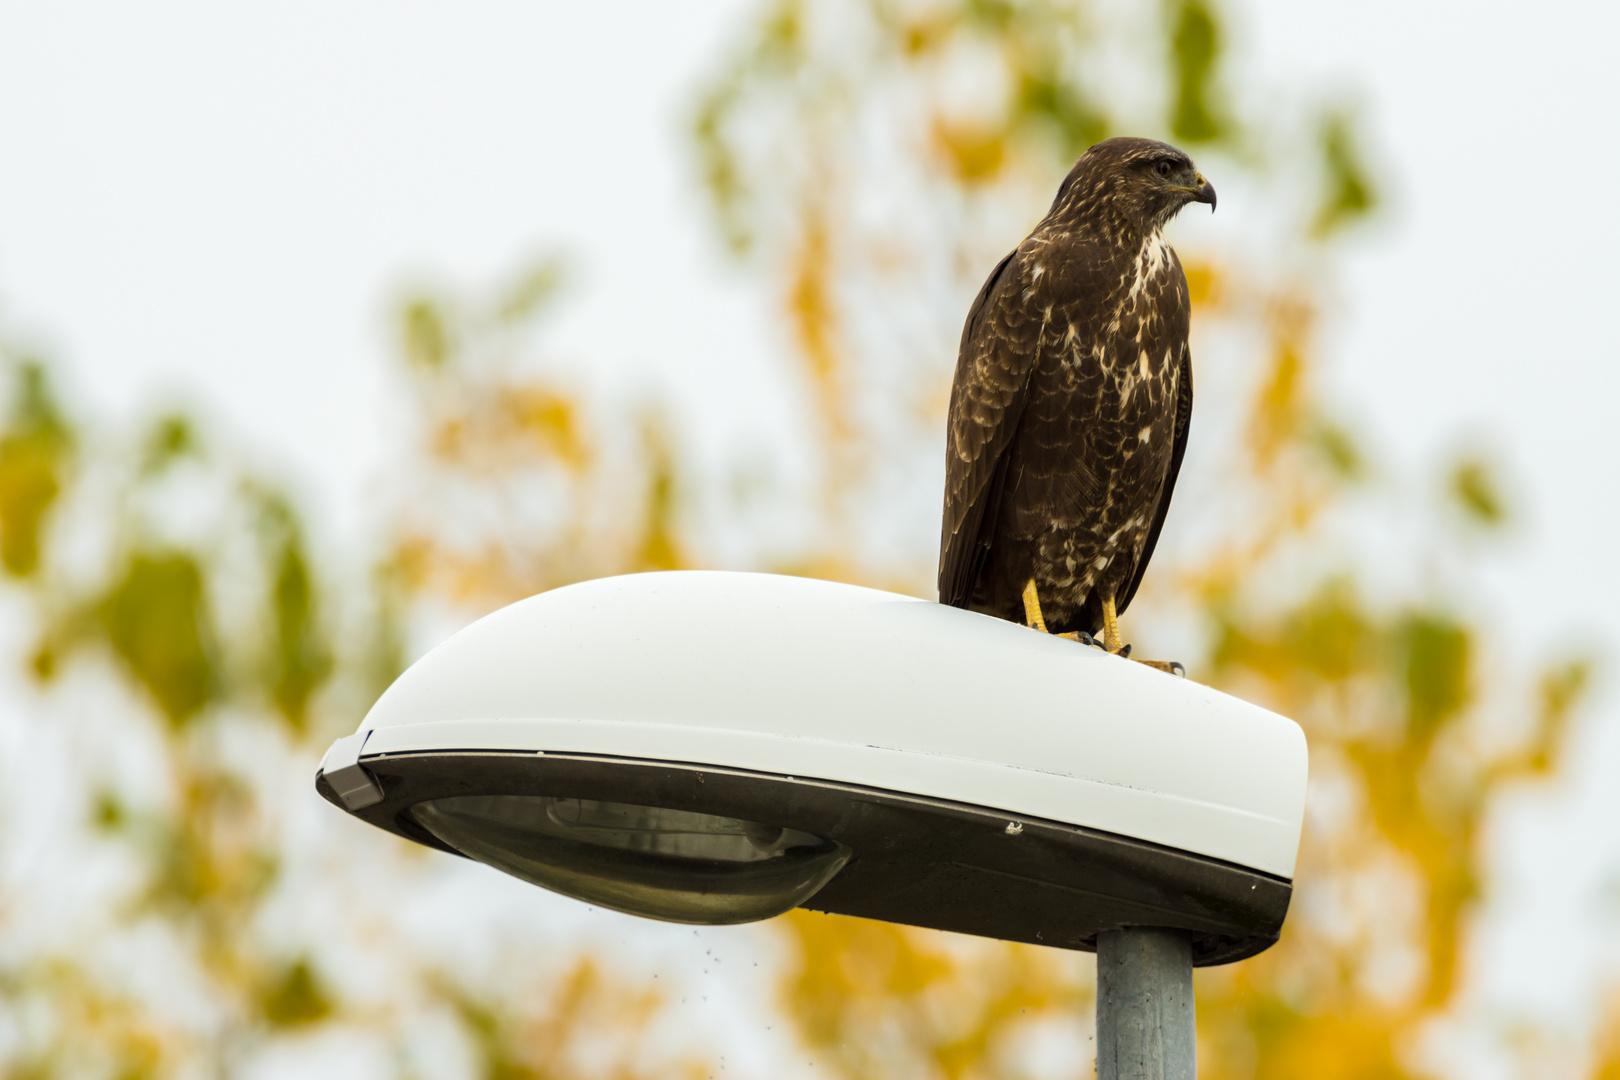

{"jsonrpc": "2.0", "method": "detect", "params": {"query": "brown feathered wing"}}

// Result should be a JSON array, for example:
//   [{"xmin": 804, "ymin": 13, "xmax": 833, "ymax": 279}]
[{"xmin": 938, "ymin": 247, "xmax": 1039, "ymax": 608}]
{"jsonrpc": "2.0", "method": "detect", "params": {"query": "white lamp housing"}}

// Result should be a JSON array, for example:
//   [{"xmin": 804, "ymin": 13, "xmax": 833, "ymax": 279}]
[{"xmin": 318, "ymin": 571, "xmax": 1307, "ymax": 964}]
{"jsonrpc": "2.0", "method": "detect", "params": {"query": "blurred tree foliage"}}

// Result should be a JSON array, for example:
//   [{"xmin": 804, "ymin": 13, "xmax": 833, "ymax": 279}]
[
  {"xmin": 0, "ymin": 2, "xmax": 1600, "ymax": 1079},
  {"xmin": 384, "ymin": 262, "xmax": 685, "ymax": 608},
  {"xmin": 0, "ymin": 294, "xmax": 700, "ymax": 1075},
  {"xmin": 694, "ymin": 1, "xmax": 1592, "ymax": 1077}
]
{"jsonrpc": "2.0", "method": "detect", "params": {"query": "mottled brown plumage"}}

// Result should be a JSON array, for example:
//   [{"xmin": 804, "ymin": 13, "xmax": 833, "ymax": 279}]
[{"xmin": 938, "ymin": 137, "xmax": 1214, "ymax": 640}]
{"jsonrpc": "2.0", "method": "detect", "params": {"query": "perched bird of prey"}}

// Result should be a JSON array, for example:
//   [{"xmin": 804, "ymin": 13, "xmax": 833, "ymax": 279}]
[{"xmin": 937, "ymin": 137, "xmax": 1214, "ymax": 670}]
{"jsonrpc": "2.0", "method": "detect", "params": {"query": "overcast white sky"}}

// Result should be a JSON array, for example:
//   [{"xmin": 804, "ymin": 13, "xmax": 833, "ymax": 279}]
[{"xmin": 1, "ymin": 0, "xmax": 1618, "ymax": 1071}]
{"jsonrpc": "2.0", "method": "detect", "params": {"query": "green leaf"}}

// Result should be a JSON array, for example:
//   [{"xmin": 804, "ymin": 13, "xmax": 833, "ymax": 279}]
[
  {"xmin": 1312, "ymin": 109, "xmax": 1378, "ymax": 237},
  {"xmin": 99, "ymin": 552, "xmax": 218, "ymax": 726},
  {"xmin": 1016, "ymin": 68, "xmax": 1108, "ymax": 156},
  {"xmin": 140, "ymin": 414, "xmax": 200, "ymax": 475},
  {"xmin": 400, "ymin": 296, "xmax": 454, "ymax": 370},
  {"xmin": 1401, "ymin": 613, "xmax": 1471, "ymax": 739},
  {"xmin": 1314, "ymin": 420, "xmax": 1366, "ymax": 480},
  {"xmin": 259, "ymin": 959, "xmax": 333, "ymax": 1028},
  {"xmin": 1449, "ymin": 457, "xmax": 1508, "ymax": 527},
  {"xmin": 256, "ymin": 497, "xmax": 332, "ymax": 733},
  {"xmin": 1168, "ymin": 0, "xmax": 1226, "ymax": 143},
  {"xmin": 0, "ymin": 362, "xmax": 74, "ymax": 577}
]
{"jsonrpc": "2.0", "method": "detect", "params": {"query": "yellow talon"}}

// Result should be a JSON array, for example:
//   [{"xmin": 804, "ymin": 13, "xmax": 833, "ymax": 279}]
[
  {"xmin": 1021, "ymin": 578, "xmax": 1047, "ymax": 633},
  {"xmin": 1023, "ymin": 581, "xmax": 1173, "ymax": 673},
  {"xmin": 1100, "ymin": 594, "xmax": 1123, "ymax": 654}
]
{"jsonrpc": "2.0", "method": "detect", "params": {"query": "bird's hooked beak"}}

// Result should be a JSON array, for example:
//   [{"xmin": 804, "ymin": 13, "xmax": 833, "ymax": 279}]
[{"xmin": 1191, "ymin": 173, "xmax": 1216, "ymax": 212}]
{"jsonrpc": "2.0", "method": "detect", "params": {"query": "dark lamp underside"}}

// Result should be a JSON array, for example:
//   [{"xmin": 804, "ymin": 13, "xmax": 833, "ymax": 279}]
[
  {"xmin": 317, "ymin": 750, "xmax": 1291, "ymax": 965},
  {"xmin": 410, "ymin": 795, "xmax": 851, "ymax": 924}
]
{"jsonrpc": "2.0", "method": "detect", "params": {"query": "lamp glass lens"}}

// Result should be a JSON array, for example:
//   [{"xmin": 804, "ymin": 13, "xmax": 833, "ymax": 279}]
[{"xmin": 409, "ymin": 795, "xmax": 851, "ymax": 925}]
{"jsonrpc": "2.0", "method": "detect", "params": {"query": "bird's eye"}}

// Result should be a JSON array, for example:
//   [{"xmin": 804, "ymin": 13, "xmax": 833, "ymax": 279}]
[{"xmin": 1156, "ymin": 160, "xmax": 1173, "ymax": 178}]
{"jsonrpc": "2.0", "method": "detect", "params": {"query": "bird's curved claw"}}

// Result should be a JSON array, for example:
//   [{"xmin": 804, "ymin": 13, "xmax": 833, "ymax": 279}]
[{"xmin": 1057, "ymin": 630, "xmax": 1105, "ymax": 650}]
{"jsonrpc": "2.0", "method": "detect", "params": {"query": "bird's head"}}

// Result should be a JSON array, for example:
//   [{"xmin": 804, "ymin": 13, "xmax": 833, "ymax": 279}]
[{"xmin": 1050, "ymin": 137, "xmax": 1216, "ymax": 233}]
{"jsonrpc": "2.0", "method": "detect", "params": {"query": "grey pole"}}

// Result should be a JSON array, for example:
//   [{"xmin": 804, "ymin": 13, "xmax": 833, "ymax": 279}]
[{"xmin": 1095, "ymin": 928, "xmax": 1196, "ymax": 1080}]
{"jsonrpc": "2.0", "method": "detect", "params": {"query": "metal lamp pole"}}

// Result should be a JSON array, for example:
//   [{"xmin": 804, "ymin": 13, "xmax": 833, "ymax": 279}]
[{"xmin": 1096, "ymin": 928, "xmax": 1196, "ymax": 1080}]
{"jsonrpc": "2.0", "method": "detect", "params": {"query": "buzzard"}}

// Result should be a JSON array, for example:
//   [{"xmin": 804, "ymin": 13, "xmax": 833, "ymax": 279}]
[{"xmin": 937, "ymin": 137, "xmax": 1214, "ymax": 671}]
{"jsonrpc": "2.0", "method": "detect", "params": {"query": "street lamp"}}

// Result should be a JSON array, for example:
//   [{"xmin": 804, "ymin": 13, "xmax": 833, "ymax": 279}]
[{"xmin": 318, "ymin": 571, "xmax": 1307, "ymax": 1078}]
